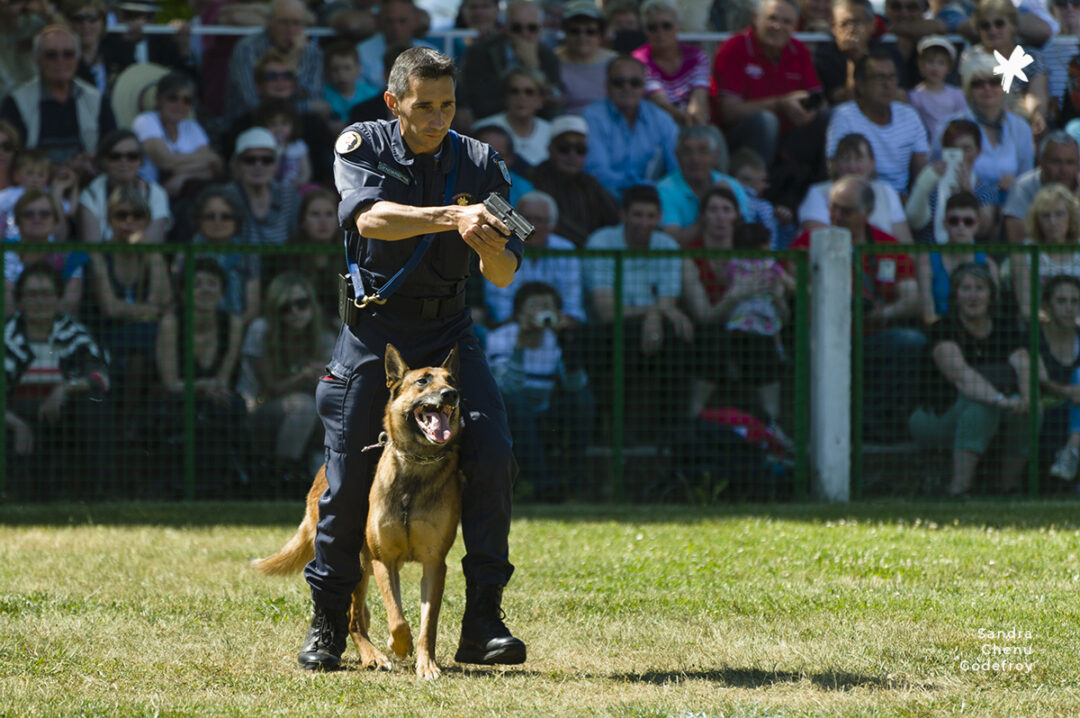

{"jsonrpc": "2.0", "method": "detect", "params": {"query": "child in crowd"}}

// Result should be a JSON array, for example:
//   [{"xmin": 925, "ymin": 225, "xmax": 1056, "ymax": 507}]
[
  {"xmin": 322, "ymin": 41, "xmax": 380, "ymax": 133},
  {"xmin": 0, "ymin": 150, "xmax": 76, "ymax": 243},
  {"xmin": 729, "ymin": 148, "xmax": 795, "ymax": 250},
  {"xmin": 908, "ymin": 35, "xmax": 967, "ymax": 143},
  {"xmin": 254, "ymin": 100, "xmax": 312, "ymax": 190}
]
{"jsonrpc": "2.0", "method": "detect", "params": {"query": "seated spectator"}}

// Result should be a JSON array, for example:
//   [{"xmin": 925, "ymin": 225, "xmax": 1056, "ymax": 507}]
[
  {"xmin": 153, "ymin": 257, "xmax": 250, "ymax": 498},
  {"xmin": 0, "ymin": 148, "xmax": 76, "ymax": 243},
  {"xmin": 730, "ymin": 147, "xmax": 797, "ymax": 249},
  {"xmin": 790, "ymin": 176, "xmax": 925, "ymax": 441},
  {"xmin": 471, "ymin": 125, "xmax": 536, "ymax": 204},
  {"xmin": 1039, "ymin": 275, "xmax": 1080, "ymax": 481},
  {"xmin": 796, "ymin": 0, "xmax": 833, "ymax": 33},
  {"xmin": 1003, "ymin": 131, "xmax": 1080, "ymax": 244},
  {"xmin": 487, "ymin": 281, "xmax": 593, "ymax": 502},
  {"xmin": 803, "ymin": 132, "xmax": 914, "ymax": 243},
  {"xmin": 357, "ymin": 0, "xmax": 435, "ymax": 90},
  {"xmin": 937, "ymin": 49, "xmax": 1035, "ymax": 202},
  {"xmin": 682, "ymin": 186, "xmax": 794, "ymax": 433},
  {"xmin": 100, "ymin": 1, "xmax": 197, "ymax": 82},
  {"xmin": 458, "ymin": 0, "xmax": 562, "ymax": 126},
  {"xmin": 254, "ymin": 99, "xmax": 312, "ymax": 190},
  {"xmin": 66, "ymin": 1, "xmax": 109, "ymax": 95},
  {"xmin": 583, "ymin": 184, "xmax": 695, "ymax": 434},
  {"xmin": 183, "ymin": 185, "xmax": 261, "ymax": 325},
  {"xmin": 0, "ymin": 0, "xmax": 47, "ymax": 101},
  {"xmin": 530, "ymin": 114, "xmax": 621, "ymax": 247},
  {"xmin": 631, "ymin": 0, "xmax": 711, "ymax": 127},
  {"xmin": 474, "ymin": 68, "xmax": 553, "ymax": 168},
  {"xmin": 556, "ymin": 0, "xmax": 615, "ymax": 115},
  {"xmin": 1048, "ymin": 0, "xmax": 1080, "ymax": 123},
  {"xmin": 1012, "ymin": 183, "xmax": 1080, "ymax": 324},
  {"xmin": 221, "ymin": 50, "xmax": 334, "ymax": 185},
  {"xmin": 132, "ymin": 71, "xmax": 223, "ymax": 198},
  {"xmin": 710, "ymin": 0, "xmax": 827, "ymax": 193},
  {"xmin": 77, "ymin": 130, "xmax": 170, "ymax": 244},
  {"xmin": 908, "ymin": 36, "xmax": 967, "ymax": 144},
  {"xmin": 907, "ymin": 119, "xmax": 999, "ymax": 244},
  {"xmin": 916, "ymin": 191, "xmax": 999, "ymax": 325},
  {"xmin": 814, "ymin": 0, "xmax": 907, "ymax": 105},
  {"xmin": 222, "ymin": 128, "xmax": 300, "ymax": 246},
  {"xmin": 450, "ymin": 0, "xmax": 502, "ymax": 62},
  {"xmin": 266, "ymin": 188, "xmax": 342, "ymax": 324},
  {"xmin": 0, "ymin": 24, "xmax": 117, "ymax": 176},
  {"xmin": 826, "ymin": 49, "xmax": 930, "ymax": 197},
  {"xmin": 582, "ymin": 54, "xmax": 679, "ymax": 199},
  {"xmin": 0, "ymin": 119, "xmax": 18, "ymax": 192},
  {"xmin": 959, "ymin": 0, "xmax": 1049, "ymax": 137},
  {"xmin": 604, "ymin": 0, "xmax": 645, "ymax": 54},
  {"xmin": 237, "ymin": 271, "xmax": 335, "ymax": 480},
  {"xmin": 909, "ymin": 263, "xmax": 1033, "ymax": 496},
  {"xmin": 9, "ymin": 189, "xmax": 83, "ymax": 316},
  {"xmin": 485, "ymin": 190, "xmax": 586, "ymax": 325},
  {"xmin": 657, "ymin": 125, "xmax": 749, "ymax": 246},
  {"xmin": 4, "ymin": 262, "xmax": 111, "ymax": 501},
  {"xmin": 322, "ymin": 39, "xmax": 381, "ymax": 133},
  {"xmin": 225, "ymin": 0, "xmax": 324, "ymax": 122}
]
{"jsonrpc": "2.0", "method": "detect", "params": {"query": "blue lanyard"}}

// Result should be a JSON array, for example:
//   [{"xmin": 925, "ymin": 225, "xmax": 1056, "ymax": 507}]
[{"xmin": 344, "ymin": 130, "xmax": 461, "ymax": 306}]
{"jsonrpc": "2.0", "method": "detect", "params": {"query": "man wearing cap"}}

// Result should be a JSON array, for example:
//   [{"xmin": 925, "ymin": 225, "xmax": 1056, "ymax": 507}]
[
  {"xmin": 221, "ymin": 127, "xmax": 300, "ymax": 246},
  {"xmin": 530, "ymin": 114, "xmax": 621, "ymax": 247},
  {"xmin": 581, "ymin": 55, "xmax": 678, "ymax": 200},
  {"xmin": 0, "ymin": 24, "xmax": 116, "ymax": 174},
  {"xmin": 297, "ymin": 46, "xmax": 527, "ymax": 673},
  {"xmin": 225, "ymin": 0, "xmax": 324, "ymax": 122},
  {"xmin": 813, "ymin": 0, "xmax": 906, "ymax": 104},
  {"xmin": 1003, "ymin": 131, "xmax": 1080, "ymax": 244}
]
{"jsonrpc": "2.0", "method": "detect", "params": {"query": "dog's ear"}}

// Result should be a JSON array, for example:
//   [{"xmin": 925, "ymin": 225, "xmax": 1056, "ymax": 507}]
[
  {"xmin": 384, "ymin": 344, "xmax": 408, "ymax": 388},
  {"xmin": 441, "ymin": 343, "xmax": 460, "ymax": 378}
]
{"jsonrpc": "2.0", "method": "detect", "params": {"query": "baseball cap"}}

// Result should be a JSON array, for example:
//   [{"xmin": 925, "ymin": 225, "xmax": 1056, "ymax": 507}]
[
  {"xmin": 916, "ymin": 35, "xmax": 957, "ymax": 62},
  {"xmin": 550, "ymin": 114, "xmax": 589, "ymax": 139},
  {"xmin": 234, "ymin": 127, "xmax": 279, "ymax": 158},
  {"xmin": 563, "ymin": 0, "xmax": 602, "ymax": 22}
]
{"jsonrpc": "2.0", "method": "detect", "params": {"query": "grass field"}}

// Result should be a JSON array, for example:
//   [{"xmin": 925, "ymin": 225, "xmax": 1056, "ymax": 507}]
[{"xmin": 2, "ymin": 499, "xmax": 1080, "ymax": 717}]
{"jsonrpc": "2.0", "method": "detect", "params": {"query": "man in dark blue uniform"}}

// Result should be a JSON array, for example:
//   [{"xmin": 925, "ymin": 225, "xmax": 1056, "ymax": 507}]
[{"xmin": 297, "ymin": 47, "xmax": 527, "ymax": 671}]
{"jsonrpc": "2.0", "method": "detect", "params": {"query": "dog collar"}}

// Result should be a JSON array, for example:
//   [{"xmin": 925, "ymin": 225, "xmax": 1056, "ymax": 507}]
[{"xmin": 360, "ymin": 431, "xmax": 448, "ymax": 464}]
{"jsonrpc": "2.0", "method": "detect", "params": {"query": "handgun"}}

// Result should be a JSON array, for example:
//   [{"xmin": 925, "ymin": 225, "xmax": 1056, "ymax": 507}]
[{"xmin": 483, "ymin": 192, "xmax": 535, "ymax": 242}]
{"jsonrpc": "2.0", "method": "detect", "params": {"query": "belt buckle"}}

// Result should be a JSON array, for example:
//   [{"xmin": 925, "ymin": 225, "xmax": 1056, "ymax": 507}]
[{"xmin": 420, "ymin": 297, "xmax": 439, "ymax": 320}]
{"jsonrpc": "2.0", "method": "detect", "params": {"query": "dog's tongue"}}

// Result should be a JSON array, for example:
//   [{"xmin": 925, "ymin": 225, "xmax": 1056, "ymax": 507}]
[{"xmin": 424, "ymin": 409, "xmax": 452, "ymax": 442}]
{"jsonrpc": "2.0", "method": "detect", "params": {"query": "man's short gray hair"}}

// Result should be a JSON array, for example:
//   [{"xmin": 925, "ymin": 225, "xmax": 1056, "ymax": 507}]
[
  {"xmin": 676, "ymin": 124, "xmax": 723, "ymax": 154},
  {"xmin": 33, "ymin": 24, "xmax": 81, "ymax": 62},
  {"xmin": 1039, "ymin": 130, "xmax": 1080, "ymax": 160},
  {"xmin": 517, "ymin": 190, "xmax": 559, "ymax": 226},
  {"xmin": 832, "ymin": 175, "xmax": 876, "ymax": 214}
]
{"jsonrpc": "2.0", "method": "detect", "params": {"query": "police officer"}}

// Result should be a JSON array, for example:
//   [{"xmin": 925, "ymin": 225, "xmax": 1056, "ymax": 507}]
[{"xmin": 297, "ymin": 47, "xmax": 527, "ymax": 671}]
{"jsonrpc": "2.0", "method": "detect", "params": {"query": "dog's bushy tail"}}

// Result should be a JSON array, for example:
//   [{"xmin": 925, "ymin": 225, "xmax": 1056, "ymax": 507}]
[{"xmin": 250, "ymin": 465, "xmax": 326, "ymax": 576}]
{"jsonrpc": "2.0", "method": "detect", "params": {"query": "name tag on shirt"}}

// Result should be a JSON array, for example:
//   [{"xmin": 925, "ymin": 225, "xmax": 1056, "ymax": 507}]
[
  {"xmin": 377, "ymin": 161, "xmax": 411, "ymax": 185},
  {"xmin": 877, "ymin": 258, "xmax": 896, "ymax": 283}
]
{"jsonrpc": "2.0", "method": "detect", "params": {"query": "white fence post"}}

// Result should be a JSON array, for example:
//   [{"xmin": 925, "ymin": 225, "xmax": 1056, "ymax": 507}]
[{"xmin": 810, "ymin": 228, "xmax": 852, "ymax": 502}]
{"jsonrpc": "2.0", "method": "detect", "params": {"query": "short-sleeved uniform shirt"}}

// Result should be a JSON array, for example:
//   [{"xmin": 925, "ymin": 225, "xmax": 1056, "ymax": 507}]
[
  {"xmin": 334, "ymin": 119, "xmax": 523, "ymax": 300},
  {"xmin": 711, "ymin": 27, "xmax": 822, "ymax": 133}
]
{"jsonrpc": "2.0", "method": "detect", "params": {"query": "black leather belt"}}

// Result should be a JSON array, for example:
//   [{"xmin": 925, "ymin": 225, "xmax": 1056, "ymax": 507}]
[{"xmin": 381, "ymin": 292, "xmax": 467, "ymax": 321}]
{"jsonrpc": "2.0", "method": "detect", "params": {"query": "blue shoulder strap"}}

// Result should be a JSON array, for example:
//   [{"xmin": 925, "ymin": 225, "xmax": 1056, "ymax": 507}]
[{"xmin": 345, "ymin": 130, "xmax": 461, "ymax": 307}]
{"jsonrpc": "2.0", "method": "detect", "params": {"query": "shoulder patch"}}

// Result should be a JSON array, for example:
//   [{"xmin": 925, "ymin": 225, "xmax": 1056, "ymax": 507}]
[
  {"xmin": 496, "ymin": 159, "xmax": 512, "ymax": 186},
  {"xmin": 336, "ymin": 131, "xmax": 361, "ymax": 155}
]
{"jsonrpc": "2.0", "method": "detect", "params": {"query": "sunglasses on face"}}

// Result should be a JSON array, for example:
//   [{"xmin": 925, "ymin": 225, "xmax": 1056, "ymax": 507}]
[
  {"xmin": 609, "ymin": 76, "xmax": 644, "ymax": 89},
  {"xmin": 164, "ymin": 93, "xmax": 195, "ymax": 105},
  {"xmin": 946, "ymin": 215, "xmax": 977, "ymax": 227},
  {"xmin": 282, "ymin": 296, "xmax": 311, "ymax": 313},
  {"xmin": 260, "ymin": 70, "xmax": 296, "ymax": 82},
  {"xmin": 240, "ymin": 154, "xmax": 276, "ymax": 166},
  {"xmin": 70, "ymin": 11, "xmax": 102, "ymax": 23},
  {"xmin": 1055, "ymin": 0, "xmax": 1080, "ymax": 7},
  {"xmin": 553, "ymin": 141, "xmax": 587, "ymax": 156},
  {"xmin": 19, "ymin": 208, "xmax": 52, "ymax": 220},
  {"xmin": 507, "ymin": 85, "xmax": 538, "ymax": 96},
  {"xmin": 509, "ymin": 22, "xmax": 540, "ymax": 33},
  {"xmin": 108, "ymin": 150, "xmax": 141, "ymax": 162},
  {"xmin": 111, "ymin": 209, "xmax": 148, "ymax": 222},
  {"xmin": 645, "ymin": 21, "xmax": 675, "ymax": 32},
  {"xmin": 42, "ymin": 48, "xmax": 76, "ymax": 60},
  {"xmin": 201, "ymin": 211, "xmax": 235, "ymax": 222},
  {"xmin": 979, "ymin": 17, "xmax": 1008, "ymax": 30},
  {"xmin": 969, "ymin": 77, "xmax": 998, "ymax": 90},
  {"xmin": 565, "ymin": 26, "xmax": 599, "ymax": 36}
]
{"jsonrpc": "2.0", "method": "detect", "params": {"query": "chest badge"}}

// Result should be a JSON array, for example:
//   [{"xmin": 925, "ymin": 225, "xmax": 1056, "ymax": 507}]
[
  {"xmin": 453, "ymin": 193, "xmax": 473, "ymax": 206},
  {"xmin": 336, "ymin": 131, "xmax": 361, "ymax": 155}
]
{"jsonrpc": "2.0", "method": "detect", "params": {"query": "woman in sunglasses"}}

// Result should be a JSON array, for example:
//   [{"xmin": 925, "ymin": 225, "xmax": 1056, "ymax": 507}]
[
  {"xmin": 133, "ymin": 72, "xmax": 223, "ymax": 198},
  {"xmin": 556, "ymin": 0, "xmax": 615, "ymax": 114},
  {"xmin": 630, "ymin": 0, "xmax": 711, "ymax": 127},
  {"xmin": 10, "ymin": 188, "xmax": 83, "ymax": 316},
  {"xmin": 237, "ymin": 271, "xmax": 335, "ymax": 484},
  {"xmin": 77, "ymin": 129, "xmax": 170, "ymax": 243},
  {"xmin": 222, "ymin": 127, "xmax": 299, "ymax": 246},
  {"xmin": 959, "ymin": 0, "xmax": 1049, "ymax": 136},
  {"xmin": 473, "ymin": 67, "xmax": 552, "ymax": 166}
]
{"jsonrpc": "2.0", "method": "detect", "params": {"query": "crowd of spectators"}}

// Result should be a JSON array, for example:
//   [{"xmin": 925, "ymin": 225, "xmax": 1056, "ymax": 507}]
[{"xmin": 9, "ymin": 0, "xmax": 1080, "ymax": 502}]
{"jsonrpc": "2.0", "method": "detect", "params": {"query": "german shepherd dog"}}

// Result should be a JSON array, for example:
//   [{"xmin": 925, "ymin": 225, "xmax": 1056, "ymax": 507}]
[{"xmin": 254, "ymin": 343, "xmax": 464, "ymax": 679}]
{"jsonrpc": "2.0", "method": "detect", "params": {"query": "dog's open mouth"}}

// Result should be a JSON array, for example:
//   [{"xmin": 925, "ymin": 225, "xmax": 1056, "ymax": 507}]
[{"xmin": 414, "ymin": 404, "xmax": 455, "ymax": 443}]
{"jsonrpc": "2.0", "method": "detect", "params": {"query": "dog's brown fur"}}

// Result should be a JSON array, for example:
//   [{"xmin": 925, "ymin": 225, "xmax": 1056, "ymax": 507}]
[{"xmin": 253, "ymin": 344, "xmax": 464, "ymax": 679}]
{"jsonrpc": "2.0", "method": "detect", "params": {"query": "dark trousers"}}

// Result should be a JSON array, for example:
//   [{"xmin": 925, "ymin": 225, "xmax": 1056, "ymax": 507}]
[{"xmin": 304, "ymin": 308, "xmax": 517, "ymax": 611}]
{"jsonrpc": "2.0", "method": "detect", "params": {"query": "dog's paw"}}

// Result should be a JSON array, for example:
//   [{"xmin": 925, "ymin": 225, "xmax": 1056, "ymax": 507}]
[
  {"xmin": 387, "ymin": 627, "xmax": 414, "ymax": 658},
  {"xmin": 359, "ymin": 645, "xmax": 393, "ymax": 672},
  {"xmin": 415, "ymin": 655, "xmax": 441, "ymax": 680}
]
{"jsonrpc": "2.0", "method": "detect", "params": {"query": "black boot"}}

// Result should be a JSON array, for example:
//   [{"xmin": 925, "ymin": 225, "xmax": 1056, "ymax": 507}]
[
  {"xmin": 454, "ymin": 584, "xmax": 526, "ymax": 665},
  {"xmin": 297, "ymin": 602, "xmax": 348, "ymax": 670}
]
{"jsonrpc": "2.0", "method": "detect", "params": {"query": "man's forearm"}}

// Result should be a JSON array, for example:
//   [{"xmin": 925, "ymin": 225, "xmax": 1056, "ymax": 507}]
[
  {"xmin": 479, "ymin": 248, "xmax": 518, "ymax": 288},
  {"xmin": 355, "ymin": 201, "xmax": 461, "ymax": 241}
]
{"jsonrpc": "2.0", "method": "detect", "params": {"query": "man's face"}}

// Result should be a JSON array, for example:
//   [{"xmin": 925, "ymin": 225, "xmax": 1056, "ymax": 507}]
[
  {"xmin": 517, "ymin": 198, "xmax": 551, "ymax": 246},
  {"xmin": 799, "ymin": 0, "xmax": 832, "ymax": 25},
  {"xmin": 943, "ymin": 207, "xmax": 978, "ymax": 243},
  {"xmin": 624, "ymin": 201, "xmax": 660, "ymax": 244},
  {"xmin": 828, "ymin": 182, "xmax": 868, "ymax": 235},
  {"xmin": 832, "ymin": 3, "xmax": 872, "ymax": 54},
  {"xmin": 607, "ymin": 59, "xmax": 645, "ymax": 116},
  {"xmin": 1041, "ymin": 142, "xmax": 1080, "ymax": 188},
  {"xmin": 380, "ymin": 0, "xmax": 416, "ymax": 44},
  {"xmin": 328, "ymin": 53, "xmax": 360, "ymax": 92},
  {"xmin": 506, "ymin": 3, "xmax": 541, "ymax": 44},
  {"xmin": 37, "ymin": 29, "xmax": 78, "ymax": 86},
  {"xmin": 676, "ymin": 137, "xmax": 715, "ymax": 183},
  {"xmin": 885, "ymin": 0, "xmax": 924, "ymax": 24},
  {"xmin": 753, "ymin": 0, "xmax": 798, "ymax": 56},
  {"xmin": 268, "ymin": 1, "xmax": 307, "ymax": 52},
  {"xmin": 257, "ymin": 61, "xmax": 298, "ymax": 100},
  {"xmin": 549, "ymin": 131, "xmax": 586, "ymax": 175},
  {"xmin": 857, "ymin": 58, "xmax": 898, "ymax": 109},
  {"xmin": 387, "ymin": 74, "xmax": 456, "ymax": 155}
]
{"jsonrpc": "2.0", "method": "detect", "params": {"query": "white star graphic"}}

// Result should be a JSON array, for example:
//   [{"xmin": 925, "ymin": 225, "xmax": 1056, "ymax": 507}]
[{"xmin": 993, "ymin": 46, "xmax": 1034, "ymax": 94}]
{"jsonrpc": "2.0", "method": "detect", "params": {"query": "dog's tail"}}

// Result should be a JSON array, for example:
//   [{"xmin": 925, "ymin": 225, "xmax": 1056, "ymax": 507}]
[{"xmin": 250, "ymin": 465, "xmax": 327, "ymax": 576}]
